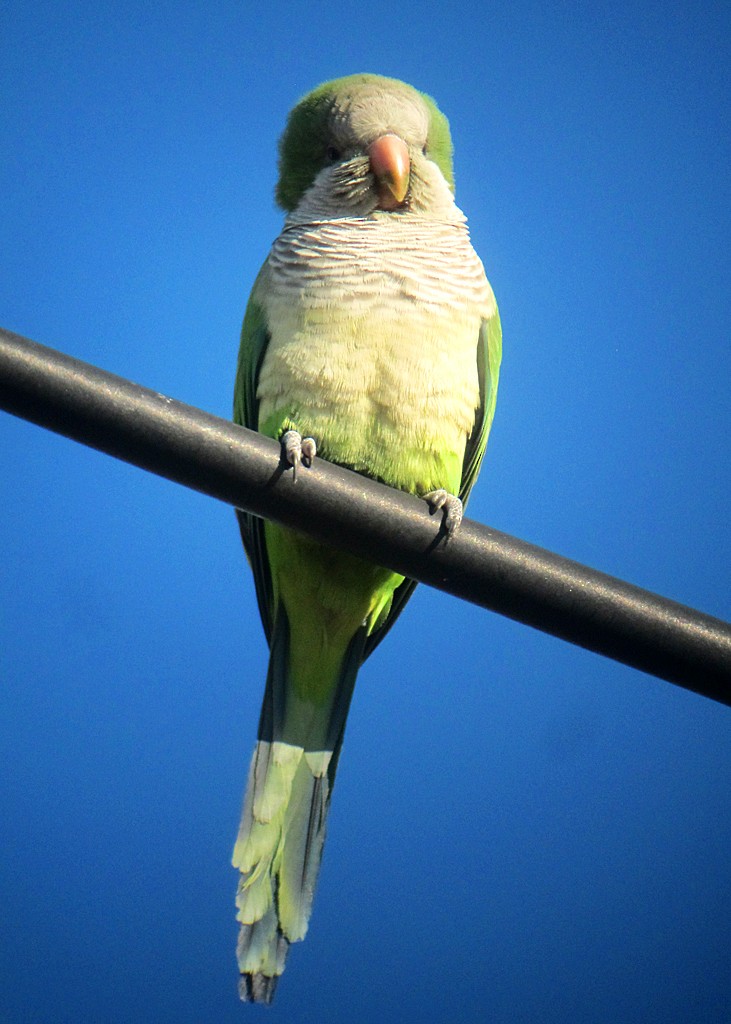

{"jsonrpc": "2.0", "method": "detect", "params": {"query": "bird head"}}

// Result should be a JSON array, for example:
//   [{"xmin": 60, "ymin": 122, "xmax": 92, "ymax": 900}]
[{"xmin": 274, "ymin": 74, "xmax": 456, "ymax": 220}]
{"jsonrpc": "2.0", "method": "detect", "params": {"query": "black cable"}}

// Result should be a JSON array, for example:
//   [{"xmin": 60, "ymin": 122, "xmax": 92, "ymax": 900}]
[{"xmin": 1, "ymin": 326, "xmax": 729, "ymax": 704}]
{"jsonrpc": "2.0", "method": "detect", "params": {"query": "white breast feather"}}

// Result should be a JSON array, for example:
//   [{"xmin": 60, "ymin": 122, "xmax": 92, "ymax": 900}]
[{"xmin": 256, "ymin": 217, "xmax": 495, "ymax": 482}]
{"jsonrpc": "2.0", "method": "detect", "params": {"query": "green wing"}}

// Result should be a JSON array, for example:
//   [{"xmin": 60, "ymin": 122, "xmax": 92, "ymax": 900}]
[
  {"xmin": 363, "ymin": 306, "xmax": 502, "ymax": 658},
  {"xmin": 460, "ymin": 307, "xmax": 502, "ymax": 507},
  {"xmin": 234, "ymin": 282, "xmax": 276, "ymax": 645}
]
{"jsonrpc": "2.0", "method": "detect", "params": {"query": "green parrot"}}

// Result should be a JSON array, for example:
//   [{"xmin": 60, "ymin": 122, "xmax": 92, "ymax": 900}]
[{"xmin": 232, "ymin": 73, "xmax": 501, "ymax": 1003}]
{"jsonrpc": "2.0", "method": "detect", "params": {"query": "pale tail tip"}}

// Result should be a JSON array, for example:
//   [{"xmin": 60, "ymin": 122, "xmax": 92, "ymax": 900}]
[{"xmin": 239, "ymin": 971, "xmax": 279, "ymax": 1005}]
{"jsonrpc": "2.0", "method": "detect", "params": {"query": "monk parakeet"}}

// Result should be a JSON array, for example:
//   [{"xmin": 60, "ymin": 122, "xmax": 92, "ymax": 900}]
[{"xmin": 232, "ymin": 73, "xmax": 501, "ymax": 1003}]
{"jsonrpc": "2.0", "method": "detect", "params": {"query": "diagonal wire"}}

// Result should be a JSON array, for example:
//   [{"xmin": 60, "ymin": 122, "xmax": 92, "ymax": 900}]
[{"xmin": 1, "ymin": 326, "xmax": 729, "ymax": 705}]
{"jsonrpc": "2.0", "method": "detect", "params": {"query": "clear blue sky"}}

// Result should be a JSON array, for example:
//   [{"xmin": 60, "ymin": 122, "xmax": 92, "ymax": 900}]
[{"xmin": 1, "ymin": 2, "xmax": 729, "ymax": 1022}]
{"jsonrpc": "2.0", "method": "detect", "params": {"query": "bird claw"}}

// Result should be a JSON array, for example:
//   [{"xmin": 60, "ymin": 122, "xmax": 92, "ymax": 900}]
[
  {"xmin": 424, "ymin": 489, "xmax": 463, "ymax": 539},
  {"xmin": 281, "ymin": 430, "xmax": 317, "ymax": 480}
]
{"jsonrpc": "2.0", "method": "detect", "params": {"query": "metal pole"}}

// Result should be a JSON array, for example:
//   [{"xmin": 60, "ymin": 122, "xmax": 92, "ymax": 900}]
[{"xmin": 1, "ymin": 326, "xmax": 729, "ymax": 704}]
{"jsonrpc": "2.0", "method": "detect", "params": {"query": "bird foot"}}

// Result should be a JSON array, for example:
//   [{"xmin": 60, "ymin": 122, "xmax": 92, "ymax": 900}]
[
  {"xmin": 281, "ymin": 430, "xmax": 317, "ymax": 480},
  {"xmin": 424, "ymin": 489, "xmax": 463, "ymax": 538}
]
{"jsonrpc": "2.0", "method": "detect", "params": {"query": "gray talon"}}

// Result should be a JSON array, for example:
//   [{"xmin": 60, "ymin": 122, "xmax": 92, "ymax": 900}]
[
  {"xmin": 281, "ymin": 430, "xmax": 316, "ymax": 480},
  {"xmin": 300, "ymin": 436, "xmax": 317, "ymax": 467},
  {"xmin": 424, "ymin": 489, "xmax": 463, "ymax": 538}
]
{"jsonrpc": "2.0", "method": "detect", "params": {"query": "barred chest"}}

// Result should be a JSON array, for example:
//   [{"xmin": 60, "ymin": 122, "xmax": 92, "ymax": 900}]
[{"xmin": 255, "ymin": 216, "xmax": 495, "ymax": 485}]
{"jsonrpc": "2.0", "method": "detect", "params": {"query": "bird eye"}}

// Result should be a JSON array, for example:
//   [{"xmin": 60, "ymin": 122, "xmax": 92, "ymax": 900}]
[{"xmin": 326, "ymin": 145, "xmax": 341, "ymax": 163}]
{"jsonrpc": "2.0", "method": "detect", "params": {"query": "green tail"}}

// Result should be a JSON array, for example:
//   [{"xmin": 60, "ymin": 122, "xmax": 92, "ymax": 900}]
[{"xmin": 232, "ymin": 610, "xmax": 367, "ymax": 1004}]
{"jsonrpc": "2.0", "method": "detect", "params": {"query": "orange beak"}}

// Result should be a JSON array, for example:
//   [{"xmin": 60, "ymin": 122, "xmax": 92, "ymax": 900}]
[{"xmin": 368, "ymin": 133, "xmax": 410, "ymax": 208}]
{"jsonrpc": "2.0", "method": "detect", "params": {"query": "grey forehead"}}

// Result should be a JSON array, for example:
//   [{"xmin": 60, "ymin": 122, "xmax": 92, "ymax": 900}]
[{"xmin": 330, "ymin": 84, "xmax": 429, "ymax": 148}]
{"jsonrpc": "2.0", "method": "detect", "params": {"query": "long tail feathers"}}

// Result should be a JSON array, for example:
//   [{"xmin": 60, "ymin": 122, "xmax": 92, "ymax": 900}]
[
  {"xmin": 233, "ymin": 741, "xmax": 330, "ymax": 1001},
  {"xmin": 232, "ymin": 612, "xmax": 366, "ymax": 1003}
]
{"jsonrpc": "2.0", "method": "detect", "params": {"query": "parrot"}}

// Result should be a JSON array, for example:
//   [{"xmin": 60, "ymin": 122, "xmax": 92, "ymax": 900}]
[{"xmin": 231, "ymin": 73, "xmax": 501, "ymax": 1003}]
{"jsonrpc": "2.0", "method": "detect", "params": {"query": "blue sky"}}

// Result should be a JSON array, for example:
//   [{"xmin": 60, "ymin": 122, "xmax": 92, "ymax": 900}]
[{"xmin": 1, "ymin": 2, "xmax": 729, "ymax": 1022}]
